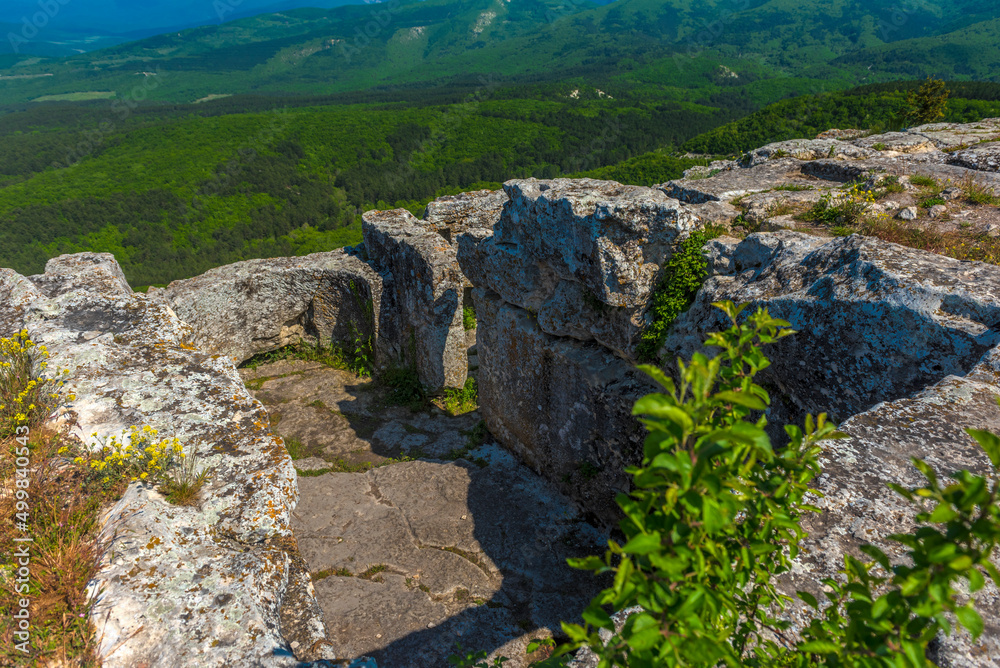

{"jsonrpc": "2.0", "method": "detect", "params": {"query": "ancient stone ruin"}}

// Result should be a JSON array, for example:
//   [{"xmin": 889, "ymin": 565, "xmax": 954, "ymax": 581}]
[{"xmin": 3, "ymin": 119, "xmax": 1000, "ymax": 666}]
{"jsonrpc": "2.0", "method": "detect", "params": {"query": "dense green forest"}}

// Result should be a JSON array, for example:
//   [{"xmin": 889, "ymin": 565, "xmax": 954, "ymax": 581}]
[
  {"xmin": 2, "ymin": 0, "xmax": 998, "ymax": 109},
  {"xmin": 0, "ymin": 85, "xmax": 717, "ymax": 287},
  {"xmin": 682, "ymin": 81, "xmax": 1000, "ymax": 154},
  {"xmin": 1, "ymin": 79, "xmax": 999, "ymax": 288}
]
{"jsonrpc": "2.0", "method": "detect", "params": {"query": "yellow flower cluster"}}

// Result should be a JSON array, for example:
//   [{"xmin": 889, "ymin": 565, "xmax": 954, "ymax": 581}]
[
  {"xmin": 75, "ymin": 425, "xmax": 184, "ymax": 485},
  {"xmin": 1, "ymin": 330, "xmax": 66, "ymax": 438}
]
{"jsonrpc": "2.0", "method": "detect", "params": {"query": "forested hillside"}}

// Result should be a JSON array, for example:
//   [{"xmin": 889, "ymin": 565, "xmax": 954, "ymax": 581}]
[
  {"xmin": 1, "ymin": 0, "xmax": 998, "ymax": 107},
  {"xmin": 682, "ymin": 81, "xmax": 1000, "ymax": 154},
  {"xmin": 2, "ymin": 80, "xmax": 999, "ymax": 289},
  {"xmin": 0, "ymin": 86, "xmax": 715, "ymax": 287}
]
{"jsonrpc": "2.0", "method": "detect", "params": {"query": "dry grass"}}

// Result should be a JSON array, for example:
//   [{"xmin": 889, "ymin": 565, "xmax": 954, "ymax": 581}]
[
  {"xmin": 0, "ymin": 430, "xmax": 104, "ymax": 667},
  {"xmin": 838, "ymin": 215, "xmax": 1000, "ymax": 265}
]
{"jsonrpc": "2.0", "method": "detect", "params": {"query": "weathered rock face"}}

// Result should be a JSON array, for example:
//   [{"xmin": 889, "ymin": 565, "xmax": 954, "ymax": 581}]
[
  {"xmin": 423, "ymin": 188, "xmax": 508, "ymax": 242},
  {"xmin": 782, "ymin": 346, "xmax": 1000, "ymax": 666},
  {"xmin": 666, "ymin": 231, "xmax": 1000, "ymax": 422},
  {"xmin": 362, "ymin": 208, "xmax": 468, "ymax": 391},
  {"xmin": 456, "ymin": 178, "xmax": 697, "ymax": 520},
  {"xmin": 949, "ymin": 141, "xmax": 1000, "ymax": 173},
  {"xmin": 151, "ymin": 250, "xmax": 383, "ymax": 366},
  {"xmin": 459, "ymin": 178, "xmax": 698, "ymax": 360},
  {"xmin": 0, "ymin": 253, "xmax": 364, "ymax": 667},
  {"xmin": 470, "ymin": 287, "xmax": 652, "ymax": 524}
]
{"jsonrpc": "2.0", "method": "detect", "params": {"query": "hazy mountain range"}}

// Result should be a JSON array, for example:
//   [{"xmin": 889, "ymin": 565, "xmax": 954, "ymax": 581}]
[
  {"xmin": 0, "ymin": 0, "xmax": 366, "ymax": 56},
  {"xmin": 1, "ymin": 0, "xmax": 997, "ymax": 106}
]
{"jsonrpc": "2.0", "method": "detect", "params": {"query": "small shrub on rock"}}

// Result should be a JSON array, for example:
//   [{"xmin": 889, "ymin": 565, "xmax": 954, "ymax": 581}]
[
  {"xmin": 0, "ymin": 331, "xmax": 68, "ymax": 438},
  {"xmin": 637, "ymin": 229, "xmax": 722, "ymax": 361},
  {"xmin": 531, "ymin": 302, "xmax": 1000, "ymax": 668}
]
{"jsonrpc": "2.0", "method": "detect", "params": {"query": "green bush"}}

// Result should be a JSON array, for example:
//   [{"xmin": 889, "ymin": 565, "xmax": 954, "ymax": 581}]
[
  {"xmin": 463, "ymin": 305, "xmax": 478, "ymax": 331},
  {"xmin": 534, "ymin": 302, "xmax": 1000, "ymax": 668},
  {"xmin": 636, "ymin": 230, "xmax": 721, "ymax": 361}
]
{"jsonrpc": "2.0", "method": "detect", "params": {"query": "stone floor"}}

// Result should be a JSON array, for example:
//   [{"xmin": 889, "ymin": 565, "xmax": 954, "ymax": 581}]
[{"xmin": 239, "ymin": 359, "xmax": 607, "ymax": 668}]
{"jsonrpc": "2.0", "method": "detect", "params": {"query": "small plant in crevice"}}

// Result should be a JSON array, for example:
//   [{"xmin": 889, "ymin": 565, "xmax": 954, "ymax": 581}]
[
  {"xmin": 881, "ymin": 174, "xmax": 906, "ymax": 194},
  {"xmin": 442, "ymin": 377, "xmax": 478, "ymax": 415},
  {"xmin": 636, "ymin": 228, "xmax": 722, "ymax": 362},
  {"xmin": 358, "ymin": 563, "xmax": 388, "ymax": 582},
  {"xmin": 74, "ymin": 426, "xmax": 184, "ymax": 496},
  {"xmin": 380, "ymin": 364, "xmax": 428, "ymax": 410},
  {"xmin": 582, "ymin": 287, "xmax": 610, "ymax": 314},
  {"xmin": 445, "ymin": 420, "xmax": 491, "ymax": 467},
  {"xmin": 961, "ymin": 173, "xmax": 1000, "ymax": 206},
  {"xmin": 283, "ymin": 436, "xmax": 308, "ymax": 460},
  {"xmin": 577, "ymin": 460, "xmax": 600, "ymax": 481},
  {"xmin": 157, "ymin": 446, "xmax": 212, "ymax": 506},
  {"xmin": 463, "ymin": 305, "xmax": 477, "ymax": 331},
  {"xmin": 448, "ymin": 644, "xmax": 510, "ymax": 668},
  {"xmin": 343, "ymin": 279, "xmax": 376, "ymax": 378},
  {"xmin": 908, "ymin": 174, "xmax": 938, "ymax": 188},
  {"xmin": 799, "ymin": 182, "xmax": 875, "ymax": 227},
  {"xmin": 1, "ymin": 331, "xmax": 69, "ymax": 438}
]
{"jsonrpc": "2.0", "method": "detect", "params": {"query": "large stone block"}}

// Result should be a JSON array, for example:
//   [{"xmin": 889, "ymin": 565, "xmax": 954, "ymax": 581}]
[
  {"xmin": 363, "ymin": 208, "xmax": 468, "ymax": 391},
  {"xmin": 0, "ymin": 253, "xmax": 359, "ymax": 667},
  {"xmin": 472, "ymin": 286, "xmax": 652, "ymax": 524},
  {"xmin": 458, "ymin": 178, "xmax": 697, "ymax": 360},
  {"xmin": 666, "ymin": 231, "xmax": 1000, "ymax": 422},
  {"xmin": 151, "ymin": 250, "xmax": 382, "ymax": 366}
]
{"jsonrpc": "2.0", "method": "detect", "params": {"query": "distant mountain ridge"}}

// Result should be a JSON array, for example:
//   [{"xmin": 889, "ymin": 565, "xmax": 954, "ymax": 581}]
[
  {"xmin": 0, "ymin": 0, "xmax": 366, "ymax": 56},
  {"xmin": 1, "ymin": 0, "xmax": 998, "ymax": 107}
]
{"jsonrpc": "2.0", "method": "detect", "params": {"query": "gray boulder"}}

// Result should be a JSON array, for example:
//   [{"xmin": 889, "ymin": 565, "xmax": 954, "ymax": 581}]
[
  {"xmin": 665, "ymin": 232, "xmax": 1000, "ymax": 423},
  {"xmin": 949, "ymin": 141, "xmax": 1000, "ymax": 173},
  {"xmin": 151, "ymin": 250, "xmax": 382, "ymax": 366},
  {"xmin": 363, "ymin": 208, "xmax": 468, "ymax": 391},
  {"xmin": 743, "ymin": 138, "xmax": 878, "ymax": 167},
  {"xmin": 471, "ymin": 287, "xmax": 652, "ymax": 525},
  {"xmin": 423, "ymin": 188, "xmax": 508, "ymax": 242},
  {"xmin": 0, "ymin": 253, "xmax": 361, "ymax": 667},
  {"xmin": 851, "ymin": 131, "xmax": 940, "ymax": 154},
  {"xmin": 459, "ymin": 178, "xmax": 698, "ymax": 359}
]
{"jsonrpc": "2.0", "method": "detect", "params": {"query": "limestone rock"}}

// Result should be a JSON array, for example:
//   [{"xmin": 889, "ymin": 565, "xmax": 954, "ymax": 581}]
[
  {"xmin": 661, "ymin": 158, "xmax": 822, "ymax": 204},
  {"xmin": 898, "ymin": 205, "xmax": 919, "ymax": 220},
  {"xmin": 815, "ymin": 128, "xmax": 866, "ymax": 140},
  {"xmin": 152, "ymin": 250, "xmax": 382, "ymax": 366},
  {"xmin": 666, "ymin": 232, "xmax": 1000, "ymax": 423},
  {"xmin": 851, "ymin": 131, "xmax": 939, "ymax": 154},
  {"xmin": 422, "ymin": 188, "xmax": 508, "ymax": 241},
  {"xmin": 458, "ymin": 178, "xmax": 697, "ymax": 359},
  {"xmin": 363, "ymin": 208, "xmax": 468, "ymax": 391},
  {"xmin": 948, "ymin": 141, "xmax": 1000, "ymax": 172},
  {"xmin": 743, "ymin": 138, "xmax": 878, "ymax": 167},
  {"xmin": 929, "ymin": 203, "xmax": 948, "ymax": 218},
  {"xmin": 0, "ymin": 253, "xmax": 357, "ymax": 667},
  {"xmin": 469, "ymin": 287, "xmax": 653, "ymax": 524},
  {"xmin": 783, "ymin": 346, "xmax": 1000, "ymax": 666},
  {"xmin": 909, "ymin": 119, "xmax": 1000, "ymax": 150}
]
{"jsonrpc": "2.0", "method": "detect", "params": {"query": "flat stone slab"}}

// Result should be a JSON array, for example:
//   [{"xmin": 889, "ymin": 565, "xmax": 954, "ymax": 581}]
[{"xmin": 242, "ymin": 360, "xmax": 607, "ymax": 667}]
